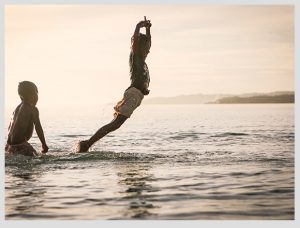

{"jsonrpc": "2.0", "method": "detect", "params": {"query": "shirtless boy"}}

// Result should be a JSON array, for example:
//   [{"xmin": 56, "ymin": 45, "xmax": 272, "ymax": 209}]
[{"xmin": 5, "ymin": 81, "xmax": 48, "ymax": 156}]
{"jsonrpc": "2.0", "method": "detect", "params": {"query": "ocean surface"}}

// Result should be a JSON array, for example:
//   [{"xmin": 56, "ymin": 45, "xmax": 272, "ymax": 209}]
[{"xmin": 4, "ymin": 104, "xmax": 294, "ymax": 220}]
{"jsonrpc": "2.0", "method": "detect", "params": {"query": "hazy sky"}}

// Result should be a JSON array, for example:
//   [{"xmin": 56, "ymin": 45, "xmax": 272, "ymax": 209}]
[{"xmin": 5, "ymin": 5, "xmax": 294, "ymax": 108}]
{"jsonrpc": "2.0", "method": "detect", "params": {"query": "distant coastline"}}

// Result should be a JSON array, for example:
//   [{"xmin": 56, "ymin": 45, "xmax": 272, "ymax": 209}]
[{"xmin": 144, "ymin": 91, "xmax": 294, "ymax": 104}]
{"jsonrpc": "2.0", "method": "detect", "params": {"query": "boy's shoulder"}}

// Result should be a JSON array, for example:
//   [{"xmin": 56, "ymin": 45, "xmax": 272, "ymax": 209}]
[{"xmin": 18, "ymin": 102, "xmax": 38, "ymax": 114}]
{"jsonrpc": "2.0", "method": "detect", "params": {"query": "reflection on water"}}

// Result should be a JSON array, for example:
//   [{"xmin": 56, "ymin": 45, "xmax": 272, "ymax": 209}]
[
  {"xmin": 5, "ymin": 165, "xmax": 47, "ymax": 219},
  {"xmin": 116, "ymin": 162, "xmax": 158, "ymax": 219}
]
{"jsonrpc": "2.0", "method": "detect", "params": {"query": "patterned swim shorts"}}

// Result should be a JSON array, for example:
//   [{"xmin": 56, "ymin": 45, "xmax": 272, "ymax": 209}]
[
  {"xmin": 114, "ymin": 87, "xmax": 144, "ymax": 118},
  {"xmin": 5, "ymin": 142, "xmax": 38, "ymax": 156}
]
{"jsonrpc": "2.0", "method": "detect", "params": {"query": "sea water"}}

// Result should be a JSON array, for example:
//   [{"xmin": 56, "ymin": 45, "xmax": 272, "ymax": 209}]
[{"xmin": 4, "ymin": 104, "xmax": 294, "ymax": 219}]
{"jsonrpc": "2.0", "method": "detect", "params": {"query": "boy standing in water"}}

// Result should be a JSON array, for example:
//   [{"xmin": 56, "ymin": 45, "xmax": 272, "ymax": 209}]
[
  {"xmin": 77, "ymin": 18, "xmax": 152, "ymax": 152},
  {"xmin": 5, "ymin": 81, "xmax": 48, "ymax": 156}
]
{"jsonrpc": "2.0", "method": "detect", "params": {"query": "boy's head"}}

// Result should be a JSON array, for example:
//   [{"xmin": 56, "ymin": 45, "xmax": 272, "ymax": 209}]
[
  {"xmin": 18, "ymin": 81, "xmax": 38, "ymax": 105},
  {"xmin": 138, "ymin": 34, "xmax": 151, "ymax": 59}
]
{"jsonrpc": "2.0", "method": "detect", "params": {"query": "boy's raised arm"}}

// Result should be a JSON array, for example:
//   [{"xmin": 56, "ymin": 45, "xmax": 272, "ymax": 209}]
[
  {"xmin": 131, "ymin": 20, "xmax": 144, "ymax": 54},
  {"xmin": 133, "ymin": 20, "xmax": 144, "ymax": 37},
  {"xmin": 32, "ymin": 107, "xmax": 48, "ymax": 153},
  {"xmin": 145, "ymin": 16, "xmax": 151, "ymax": 39},
  {"xmin": 131, "ymin": 18, "xmax": 151, "ymax": 54}
]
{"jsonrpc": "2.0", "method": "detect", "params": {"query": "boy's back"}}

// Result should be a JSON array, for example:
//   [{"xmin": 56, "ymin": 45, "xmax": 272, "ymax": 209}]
[{"xmin": 7, "ymin": 102, "xmax": 35, "ymax": 145}]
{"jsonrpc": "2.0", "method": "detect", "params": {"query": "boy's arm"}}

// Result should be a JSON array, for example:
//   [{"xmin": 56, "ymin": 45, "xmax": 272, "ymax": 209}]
[
  {"xmin": 32, "ymin": 107, "xmax": 48, "ymax": 153},
  {"xmin": 145, "ymin": 22, "xmax": 151, "ymax": 52},
  {"xmin": 133, "ymin": 20, "xmax": 145, "ymax": 38},
  {"xmin": 131, "ymin": 19, "xmax": 152, "ymax": 54},
  {"xmin": 146, "ymin": 27, "xmax": 151, "ymax": 38},
  {"xmin": 145, "ymin": 19, "xmax": 151, "ymax": 39},
  {"xmin": 131, "ymin": 20, "xmax": 146, "ymax": 54}
]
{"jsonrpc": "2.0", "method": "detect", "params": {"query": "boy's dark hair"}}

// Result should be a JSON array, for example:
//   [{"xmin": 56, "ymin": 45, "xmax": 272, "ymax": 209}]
[
  {"xmin": 138, "ymin": 33, "xmax": 151, "ymax": 49},
  {"xmin": 18, "ymin": 81, "xmax": 38, "ymax": 101}
]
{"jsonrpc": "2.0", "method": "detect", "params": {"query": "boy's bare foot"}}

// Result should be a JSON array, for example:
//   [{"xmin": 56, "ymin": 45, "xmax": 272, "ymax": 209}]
[{"xmin": 76, "ymin": 140, "xmax": 89, "ymax": 153}]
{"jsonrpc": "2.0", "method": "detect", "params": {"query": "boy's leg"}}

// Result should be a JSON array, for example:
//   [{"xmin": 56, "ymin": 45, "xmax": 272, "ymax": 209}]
[
  {"xmin": 77, "ymin": 114, "xmax": 128, "ymax": 152},
  {"xmin": 89, "ymin": 114, "xmax": 127, "ymax": 146}
]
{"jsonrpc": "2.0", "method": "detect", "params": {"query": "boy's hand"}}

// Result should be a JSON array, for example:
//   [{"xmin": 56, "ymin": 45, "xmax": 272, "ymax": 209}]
[
  {"xmin": 41, "ymin": 144, "xmax": 49, "ymax": 153},
  {"xmin": 138, "ymin": 20, "xmax": 151, "ymax": 28},
  {"xmin": 144, "ymin": 16, "xmax": 152, "ymax": 28},
  {"xmin": 145, "ymin": 20, "xmax": 152, "ymax": 28}
]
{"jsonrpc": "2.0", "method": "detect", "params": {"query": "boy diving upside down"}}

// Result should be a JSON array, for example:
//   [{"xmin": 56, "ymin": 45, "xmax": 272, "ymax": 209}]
[{"xmin": 77, "ymin": 18, "xmax": 152, "ymax": 152}]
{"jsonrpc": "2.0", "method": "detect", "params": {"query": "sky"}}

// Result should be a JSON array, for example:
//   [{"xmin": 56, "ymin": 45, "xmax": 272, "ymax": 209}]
[{"xmin": 5, "ymin": 5, "xmax": 294, "ymax": 109}]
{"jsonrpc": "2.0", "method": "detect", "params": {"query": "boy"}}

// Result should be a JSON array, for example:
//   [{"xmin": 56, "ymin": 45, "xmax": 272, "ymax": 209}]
[
  {"xmin": 5, "ymin": 81, "xmax": 49, "ymax": 156},
  {"xmin": 76, "ymin": 18, "xmax": 152, "ymax": 152}
]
